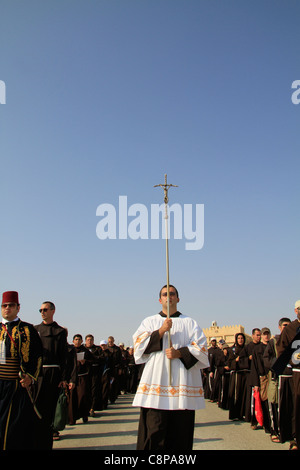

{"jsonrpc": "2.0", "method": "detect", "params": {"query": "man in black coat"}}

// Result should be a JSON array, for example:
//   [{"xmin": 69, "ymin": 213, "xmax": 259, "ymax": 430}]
[
  {"xmin": 276, "ymin": 301, "xmax": 300, "ymax": 450},
  {"xmin": 34, "ymin": 301, "xmax": 68, "ymax": 449},
  {"xmin": 244, "ymin": 328, "xmax": 261, "ymax": 423},
  {"xmin": 248, "ymin": 327, "xmax": 271, "ymax": 433},
  {"xmin": 107, "ymin": 336, "xmax": 122, "ymax": 403}
]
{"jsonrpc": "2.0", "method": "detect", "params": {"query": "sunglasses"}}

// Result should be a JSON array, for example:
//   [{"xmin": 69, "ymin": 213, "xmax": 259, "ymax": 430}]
[{"xmin": 1, "ymin": 303, "xmax": 17, "ymax": 308}]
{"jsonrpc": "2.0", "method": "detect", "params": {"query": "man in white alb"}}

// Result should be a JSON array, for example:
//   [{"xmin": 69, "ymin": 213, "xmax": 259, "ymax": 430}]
[{"xmin": 132, "ymin": 285, "xmax": 209, "ymax": 450}]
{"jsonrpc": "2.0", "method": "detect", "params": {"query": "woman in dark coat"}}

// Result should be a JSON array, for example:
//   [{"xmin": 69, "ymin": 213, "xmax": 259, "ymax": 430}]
[{"xmin": 228, "ymin": 333, "xmax": 249, "ymax": 420}]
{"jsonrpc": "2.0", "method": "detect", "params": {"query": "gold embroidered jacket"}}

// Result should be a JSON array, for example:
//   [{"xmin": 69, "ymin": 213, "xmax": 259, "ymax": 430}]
[{"xmin": 0, "ymin": 320, "xmax": 43, "ymax": 381}]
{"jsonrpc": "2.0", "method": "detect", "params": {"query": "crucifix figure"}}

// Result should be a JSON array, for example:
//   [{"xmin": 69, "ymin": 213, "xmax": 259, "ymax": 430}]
[
  {"xmin": 154, "ymin": 174, "xmax": 178, "ymax": 385},
  {"xmin": 154, "ymin": 174, "xmax": 178, "ymax": 205}
]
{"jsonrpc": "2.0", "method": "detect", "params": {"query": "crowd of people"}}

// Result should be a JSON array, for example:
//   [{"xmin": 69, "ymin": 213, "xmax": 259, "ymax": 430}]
[
  {"xmin": 202, "ymin": 312, "xmax": 300, "ymax": 451},
  {"xmin": 62, "ymin": 333, "xmax": 142, "ymax": 436},
  {"xmin": 1, "ymin": 289, "xmax": 300, "ymax": 451},
  {"xmin": 0, "ymin": 291, "xmax": 142, "ymax": 450}
]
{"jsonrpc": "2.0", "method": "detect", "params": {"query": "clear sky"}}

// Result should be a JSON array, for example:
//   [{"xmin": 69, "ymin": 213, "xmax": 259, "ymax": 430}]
[{"xmin": 1, "ymin": 0, "xmax": 299, "ymax": 346}]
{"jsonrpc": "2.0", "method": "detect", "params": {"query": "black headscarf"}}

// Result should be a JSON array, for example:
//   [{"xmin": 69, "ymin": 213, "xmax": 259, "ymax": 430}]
[{"xmin": 233, "ymin": 332, "xmax": 246, "ymax": 355}]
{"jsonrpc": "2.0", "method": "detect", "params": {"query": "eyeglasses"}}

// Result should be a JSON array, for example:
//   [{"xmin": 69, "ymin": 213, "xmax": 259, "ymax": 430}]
[
  {"xmin": 161, "ymin": 292, "xmax": 177, "ymax": 297},
  {"xmin": 1, "ymin": 303, "xmax": 17, "ymax": 308},
  {"xmin": 39, "ymin": 308, "xmax": 48, "ymax": 313}
]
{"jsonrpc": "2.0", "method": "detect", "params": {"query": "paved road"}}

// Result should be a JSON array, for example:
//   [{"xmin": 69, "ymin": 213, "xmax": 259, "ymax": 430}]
[{"xmin": 53, "ymin": 394, "xmax": 291, "ymax": 452}]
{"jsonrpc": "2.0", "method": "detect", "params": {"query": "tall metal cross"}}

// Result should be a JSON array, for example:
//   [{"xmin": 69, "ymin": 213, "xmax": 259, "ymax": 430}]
[
  {"xmin": 154, "ymin": 174, "xmax": 178, "ymax": 205},
  {"xmin": 154, "ymin": 174, "xmax": 178, "ymax": 385}
]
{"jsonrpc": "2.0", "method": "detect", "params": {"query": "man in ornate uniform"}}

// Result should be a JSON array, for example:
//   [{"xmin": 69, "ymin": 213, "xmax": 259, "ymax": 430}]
[
  {"xmin": 132, "ymin": 285, "xmax": 209, "ymax": 450},
  {"xmin": 0, "ymin": 291, "xmax": 42, "ymax": 450}
]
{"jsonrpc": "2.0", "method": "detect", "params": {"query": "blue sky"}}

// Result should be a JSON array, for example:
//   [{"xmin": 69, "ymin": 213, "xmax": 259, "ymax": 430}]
[{"xmin": 1, "ymin": 0, "xmax": 299, "ymax": 346}]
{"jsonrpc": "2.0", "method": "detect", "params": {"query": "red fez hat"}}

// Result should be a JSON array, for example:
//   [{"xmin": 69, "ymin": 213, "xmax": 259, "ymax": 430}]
[{"xmin": 2, "ymin": 291, "xmax": 19, "ymax": 304}]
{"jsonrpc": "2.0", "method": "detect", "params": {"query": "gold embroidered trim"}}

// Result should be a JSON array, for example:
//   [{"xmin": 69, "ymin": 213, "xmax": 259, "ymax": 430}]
[
  {"xmin": 134, "ymin": 331, "xmax": 151, "ymax": 351},
  {"xmin": 136, "ymin": 382, "xmax": 204, "ymax": 398},
  {"xmin": 191, "ymin": 341, "xmax": 208, "ymax": 355},
  {"xmin": 20, "ymin": 326, "xmax": 30, "ymax": 362},
  {"xmin": 0, "ymin": 357, "xmax": 20, "ymax": 379}
]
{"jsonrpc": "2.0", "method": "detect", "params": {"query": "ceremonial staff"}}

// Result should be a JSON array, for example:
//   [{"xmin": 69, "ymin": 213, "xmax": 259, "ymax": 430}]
[{"xmin": 154, "ymin": 174, "xmax": 178, "ymax": 385}]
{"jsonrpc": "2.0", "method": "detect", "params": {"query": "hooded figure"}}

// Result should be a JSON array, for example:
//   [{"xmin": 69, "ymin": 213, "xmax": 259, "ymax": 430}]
[{"xmin": 228, "ymin": 332, "xmax": 249, "ymax": 421}]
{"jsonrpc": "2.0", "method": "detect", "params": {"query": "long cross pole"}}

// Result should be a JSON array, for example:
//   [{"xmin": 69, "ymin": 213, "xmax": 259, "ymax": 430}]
[{"xmin": 154, "ymin": 174, "xmax": 178, "ymax": 386}]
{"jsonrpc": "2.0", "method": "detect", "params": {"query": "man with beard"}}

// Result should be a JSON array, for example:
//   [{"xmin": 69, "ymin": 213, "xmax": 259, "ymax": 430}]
[
  {"xmin": 248, "ymin": 327, "xmax": 271, "ymax": 433},
  {"xmin": 276, "ymin": 301, "xmax": 300, "ymax": 450},
  {"xmin": 244, "ymin": 328, "xmax": 261, "ymax": 423}
]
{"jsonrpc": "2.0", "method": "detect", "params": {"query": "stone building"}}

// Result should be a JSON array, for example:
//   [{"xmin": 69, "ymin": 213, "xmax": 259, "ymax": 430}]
[{"xmin": 203, "ymin": 321, "xmax": 252, "ymax": 346}]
